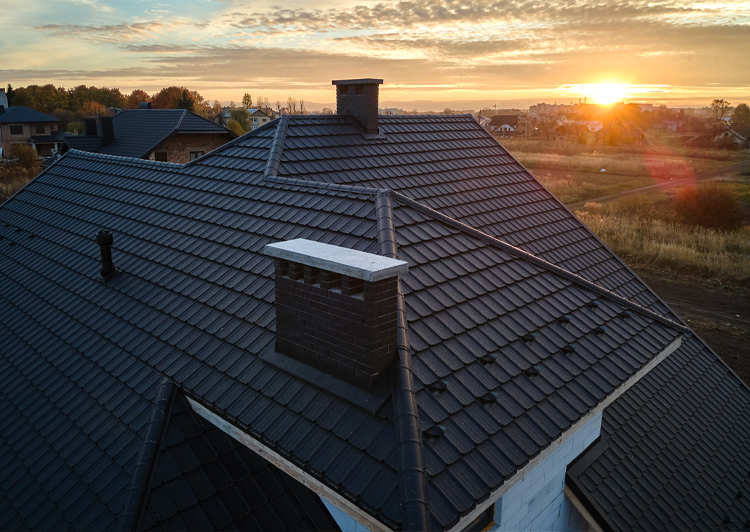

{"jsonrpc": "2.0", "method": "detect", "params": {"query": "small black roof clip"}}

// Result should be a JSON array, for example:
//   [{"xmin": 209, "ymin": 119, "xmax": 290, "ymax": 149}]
[
  {"xmin": 479, "ymin": 353, "xmax": 497, "ymax": 365},
  {"xmin": 594, "ymin": 325, "xmax": 607, "ymax": 334},
  {"xmin": 619, "ymin": 310, "xmax": 632, "ymax": 318},
  {"xmin": 479, "ymin": 392, "xmax": 498, "ymax": 404},
  {"xmin": 427, "ymin": 380, "xmax": 448, "ymax": 393},
  {"xmin": 586, "ymin": 300, "xmax": 600, "ymax": 308},
  {"xmin": 521, "ymin": 333, "xmax": 537, "ymax": 342},
  {"xmin": 557, "ymin": 315, "xmax": 572, "ymax": 324},
  {"xmin": 523, "ymin": 366, "xmax": 541, "ymax": 377},
  {"xmin": 562, "ymin": 344, "xmax": 577, "ymax": 354},
  {"xmin": 423, "ymin": 425, "xmax": 446, "ymax": 439}
]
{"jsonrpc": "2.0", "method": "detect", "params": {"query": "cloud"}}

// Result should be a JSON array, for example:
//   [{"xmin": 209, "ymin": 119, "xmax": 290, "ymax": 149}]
[{"xmin": 35, "ymin": 20, "xmax": 207, "ymax": 44}]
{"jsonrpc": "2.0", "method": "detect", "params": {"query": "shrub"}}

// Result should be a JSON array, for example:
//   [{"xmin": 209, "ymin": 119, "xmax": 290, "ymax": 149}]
[
  {"xmin": 226, "ymin": 118, "xmax": 245, "ymax": 136},
  {"xmin": 674, "ymin": 184, "xmax": 746, "ymax": 232},
  {"xmin": 7, "ymin": 144, "xmax": 41, "ymax": 168},
  {"xmin": 67, "ymin": 121, "xmax": 84, "ymax": 134}
]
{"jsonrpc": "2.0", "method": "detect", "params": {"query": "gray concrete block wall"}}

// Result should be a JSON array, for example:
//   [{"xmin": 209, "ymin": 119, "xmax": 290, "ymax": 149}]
[{"xmin": 490, "ymin": 411, "xmax": 602, "ymax": 532}]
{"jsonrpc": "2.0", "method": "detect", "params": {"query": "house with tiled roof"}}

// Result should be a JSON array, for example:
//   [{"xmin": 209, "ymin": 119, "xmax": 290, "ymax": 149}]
[
  {"xmin": 0, "ymin": 104, "xmax": 68, "ymax": 157},
  {"xmin": 61, "ymin": 108, "xmax": 237, "ymax": 163},
  {"xmin": 1, "ymin": 78, "xmax": 748, "ymax": 532}
]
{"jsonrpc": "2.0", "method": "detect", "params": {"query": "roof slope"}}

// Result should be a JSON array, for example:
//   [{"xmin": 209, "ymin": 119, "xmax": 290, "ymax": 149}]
[
  {"xmin": 273, "ymin": 115, "xmax": 673, "ymax": 319},
  {"xmin": 0, "ymin": 106, "xmax": 59, "ymax": 123},
  {"xmin": 141, "ymin": 392, "xmax": 340, "ymax": 532},
  {"xmin": 567, "ymin": 335, "xmax": 750, "ymax": 532}
]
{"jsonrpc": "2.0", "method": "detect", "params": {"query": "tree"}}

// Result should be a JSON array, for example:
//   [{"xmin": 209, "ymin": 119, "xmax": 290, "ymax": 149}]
[
  {"xmin": 226, "ymin": 118, "xmax": 245, "ymax": 136},
  {"xmin": 286, "ymin": 97, "xmax": 298, "ymax": 114},
  {"xmin": 299, "ymin": 99, "xmax": 305, "ymax": 115},
  {"xmin": 127, "ymin": 89, "xmax": 150, "ymax": 108},
  {"xmin": 675, "ymin": 184, "xmax": 745, "ymax": 232},
  {"xmin": 81, "ymin": 100, "xmax": 107, "ymax": 117},
  {"xmin": 242, "ymin": 93, "xmax": 252, "ymax": 109},
  {"xmin": 229, "ymin": 108, "xmax": 250, "ymax": 131},
  {"xmin": 321, "ymin": 108, "xmax": 334, "ymax": 115},
  {"xmin": 10, "ymin": 89, "xmax": 38, "ymax": 109},
  {"xmin": 176, "ymin": 89, "xmax": 194, "ymax": 111},
  {"xmin": 710, "ymin": 99, "xmax": 731, "ymax": 121},
  {"xmin": 67, "ymin": 121, "xmax": 84, "ymax": 135},
  {"xmin": 52, "ymin": 109, "xmax": 74, "ymax": 131},
  {"xmin": 731, "ymin": 103, "xmax": 750, "ymax": 136},
  {"xmin": 151, "ymin": 87, "xmax": 187, "ymax": 110},
  {"xmin": 6, "ymin": 84, "xmax": 15, "ymax": 105}
]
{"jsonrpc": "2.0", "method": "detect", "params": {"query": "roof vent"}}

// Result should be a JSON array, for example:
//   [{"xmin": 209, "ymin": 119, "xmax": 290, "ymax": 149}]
[
  {"xmin": 96, "ymin": 230, "xmax": 116, "ymax": 278},
  {"xmin": 332, "ymin": 78, "xmax": 383, "ymax": 136},
  {"xmin": 139, "ymin": 102, "xmax": 152, "ymax": 110},
  {"xmin": 264, "ymin": 239, "xmax": 408, "ymax": 391}
]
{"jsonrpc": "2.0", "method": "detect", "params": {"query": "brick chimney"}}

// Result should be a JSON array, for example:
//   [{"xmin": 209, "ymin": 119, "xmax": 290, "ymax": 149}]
[
  {"xmin": 332, "ymin": 78, "xmax": 383, "ymax": 136},
  {"xmin": 263, "ymin": 239, "xmax": 408, "ymax": 391}
]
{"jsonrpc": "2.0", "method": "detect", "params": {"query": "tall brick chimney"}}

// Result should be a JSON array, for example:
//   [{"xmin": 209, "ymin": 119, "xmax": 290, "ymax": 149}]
[
  {"xmin": 332, "ymin": 78, "xmax": 383, "ymax": 136},
  {"xmin": 263, "ymin": 239, "xmax": 408, "ymax": 391}
]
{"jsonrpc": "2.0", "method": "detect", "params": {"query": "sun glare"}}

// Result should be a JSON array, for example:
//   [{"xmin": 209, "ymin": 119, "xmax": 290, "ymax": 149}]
[{"xmin": 587, "ymin": 84, "xmax": 627, "ymax": 105}]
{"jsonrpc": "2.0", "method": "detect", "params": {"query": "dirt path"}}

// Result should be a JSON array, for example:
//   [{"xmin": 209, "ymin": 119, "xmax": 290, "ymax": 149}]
[
  {"xmin": 566, "ymin": 159, "xmax": 750, "ymax": 209},
  {"xmin": 634, "ymin": 268, "xmax": 750, "ymax": 386}
]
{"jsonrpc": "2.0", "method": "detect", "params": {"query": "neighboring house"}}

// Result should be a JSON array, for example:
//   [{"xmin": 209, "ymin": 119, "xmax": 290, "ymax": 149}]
[
  {"xmin": 1, "ymin": 78, "xmax": 749, "ymax": 532},
  {"xmin": 714, "ymin": 127, "xmax": 748, "ymax": 146},
  {"xmin": 550, "ymin": 124, "xmax": 577, "ymax": 141},
  {"xmin": 489, "ymin": 115, "xmax": 518, "ymax": 137},
  {"xmin": 61, "ymin": 109, "xmax": 236, "ymax": 163},
  {"xmin": 662, "ymin": 120, "xmax": 679, "ymax": 132},
  {"xmin": 0, "ymin": 105, "xmax": 66, "ymax": 157},
  {"xmin": 249, "ymin": 109, "xmax": 272, "ymax": 130}
]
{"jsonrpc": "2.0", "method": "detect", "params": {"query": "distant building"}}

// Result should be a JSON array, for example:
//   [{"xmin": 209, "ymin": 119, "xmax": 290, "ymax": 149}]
[
  {"xmin": 488, "ymin": 115, "xmax": 519, "ymax": 137},
  {"xmin": 61, "ymin": 109, "xmax": 236, "ymax": 163},
  {"xmin": 0, "ymin": 104, "xmax": 67, "ymax": 157}
]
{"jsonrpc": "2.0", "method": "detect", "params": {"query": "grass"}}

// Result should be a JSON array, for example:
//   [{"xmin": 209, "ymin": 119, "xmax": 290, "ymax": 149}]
[
  {"xmin": 516, "ymin": 152, "xmax": 696, "ymax": 179},
  {"xmin": 534, "ymin": 172, "xmax": 655, "ymax": 204},
  {"xmin": 575, "ymin": 196, "xmax": 750, "ymax": 286}
]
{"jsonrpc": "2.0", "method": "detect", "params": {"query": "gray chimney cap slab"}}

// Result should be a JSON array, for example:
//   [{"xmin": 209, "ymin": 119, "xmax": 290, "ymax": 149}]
[
  {"xmin": 263, "ymin": 239, "xmax": 408, "ymax": 282},
  {"xmin": 332, "ymin": 79, "xmax": 383, "ymax": 85}
]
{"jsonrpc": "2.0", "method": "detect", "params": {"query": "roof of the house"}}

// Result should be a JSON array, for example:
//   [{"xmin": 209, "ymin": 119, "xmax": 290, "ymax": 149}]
[
  {"xmin": 61, "ymin": 109, "xmax": 236, "ymax": 159},
  {"xmin": 0, "ymin": 113, "xmax": 746, "ymax": 531},
  {"xmin": 30, "ymin": 131, "xmax": 71, "ymax": 144},
  {"xmin": 0, "ymin": 106, "xmax": 60, "ymax": 124},
  {"xmin": 489, "ymin": 115, "xmax": 519, "ymax": 127},
  {"xmin": 567, "ymin": 334, "xmax": 750, "ymax": 532}
]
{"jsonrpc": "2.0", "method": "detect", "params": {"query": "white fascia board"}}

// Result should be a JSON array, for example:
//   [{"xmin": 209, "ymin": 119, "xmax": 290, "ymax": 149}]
[
  {"xmin": 446, "ymin": 335, "xmax": 683, "ymax": 532},
  {"xmin": 186, "ymin": 398, "xmax": 394, "ymax": 532}
]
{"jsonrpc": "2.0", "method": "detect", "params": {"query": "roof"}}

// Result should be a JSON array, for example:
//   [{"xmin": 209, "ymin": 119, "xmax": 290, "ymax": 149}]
[
  {"xmin": 0, "ymin": 113, "xmax": 745, "ymax": 531},
  {"xmin": 30, "ymin": 131, "xmax": 71, "ymax": 143},
  {"xmin": 489, "ymin": 115, "xmax": 519, "ymax": 127},
  {"xmin": 61, "ymin": 109, "xmax": 235, "ymax": 159},
  {"xmin": 0, "ymin": 106, "xmax": 60, "ymax": 124},
  {"xmin": 141, "ymin": 391, "xmax": 340, "ymax": 532},
  {"xmin": 567, "ymin": 335, "xmax": 750, "ymax": 531}
]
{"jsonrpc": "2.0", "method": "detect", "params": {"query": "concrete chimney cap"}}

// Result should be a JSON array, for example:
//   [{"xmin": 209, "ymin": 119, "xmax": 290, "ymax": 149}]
[
  {"xmin": 263, "ymin": 239, "xmax": 408, "ymax": 282},
  {"xmin": 332, "ymin": 79, "xmax": 383, "ymax": 85}
]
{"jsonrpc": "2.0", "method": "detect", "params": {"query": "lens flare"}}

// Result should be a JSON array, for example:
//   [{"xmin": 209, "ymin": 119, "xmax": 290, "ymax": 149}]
[{"xmin": 587, "ymin": 84, "xmax": 628, "ymax": 105}]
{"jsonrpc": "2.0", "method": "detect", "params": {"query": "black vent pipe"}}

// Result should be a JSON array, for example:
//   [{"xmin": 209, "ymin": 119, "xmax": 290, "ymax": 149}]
[{"xmin": 96, "ymin": 230, "xmax": 115, "ymax": 278}]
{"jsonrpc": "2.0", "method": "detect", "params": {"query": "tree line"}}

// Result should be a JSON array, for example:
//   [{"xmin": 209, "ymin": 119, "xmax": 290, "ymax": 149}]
[{"xmin": 5, "ymin": 83, "xmax": 213, "ymax": 133}]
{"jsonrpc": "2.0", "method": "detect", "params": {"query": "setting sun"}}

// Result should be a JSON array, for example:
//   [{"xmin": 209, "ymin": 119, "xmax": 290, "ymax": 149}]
[{"xmin": 587, "ymin": 83, "xmax": 628, "ymax": 104}]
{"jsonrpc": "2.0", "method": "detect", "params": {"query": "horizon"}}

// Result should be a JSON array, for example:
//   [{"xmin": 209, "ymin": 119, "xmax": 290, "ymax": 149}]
[{"xmin": 1, "ymin": 0, "xmax": 749, "ymax": 110}]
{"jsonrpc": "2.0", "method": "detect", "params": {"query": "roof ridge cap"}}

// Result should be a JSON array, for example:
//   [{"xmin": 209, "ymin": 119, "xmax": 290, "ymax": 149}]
[
  {"xmin": 174, "ymin": 109, "xmax": 187, "ymax": 130},
  {"xmin": 117, "ymin": 379, "xmax": 176, "ymax": 532},
  {"xmin": 391, "ymin": 191, "xmax": 690, "ymax": 334},
  {"xmin": 264, "ymin": 114, "xmax": 288, "ymax": 178},
  {"xmin": 376, "ymin": 190, "xmax": 429, "ymax": 531}
]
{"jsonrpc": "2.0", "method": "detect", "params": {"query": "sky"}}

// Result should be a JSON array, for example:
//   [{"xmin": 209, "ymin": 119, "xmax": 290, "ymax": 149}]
[{"xmin": 1, "ymin": 0, "xmax": 749, "ymax": 111}]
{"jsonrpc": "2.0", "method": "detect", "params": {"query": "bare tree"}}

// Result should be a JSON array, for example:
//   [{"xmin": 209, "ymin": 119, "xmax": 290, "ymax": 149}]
[{"xmin": 710, "ymin": 99, "xmax": 731, "ymax": 121}]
